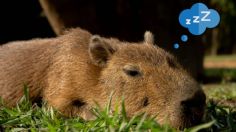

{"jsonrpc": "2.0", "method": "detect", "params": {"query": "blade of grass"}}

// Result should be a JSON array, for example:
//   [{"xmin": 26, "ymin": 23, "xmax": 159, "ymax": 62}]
[{"xmin": 188, "ymin": 120, "xmax": 215, "ymax": 132}]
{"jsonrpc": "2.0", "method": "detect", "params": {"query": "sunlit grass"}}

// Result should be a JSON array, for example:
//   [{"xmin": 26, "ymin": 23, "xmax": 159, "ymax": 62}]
[
  {"xmin": 0, "ymin": 86, "xmax": 235, "ymax": 131},
  {"xmin": 204, "ymin": 83, "xmax": 236, "ymax": 100},
  {"xmin": 205, "ymin": 55, "xmax": 236, "ymax": 62}
]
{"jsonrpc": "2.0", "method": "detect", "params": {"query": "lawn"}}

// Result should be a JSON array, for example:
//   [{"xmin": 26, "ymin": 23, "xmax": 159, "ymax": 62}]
[{"xmin": 0, "ymin": 84, "xmax": 235, "ymax": 132}]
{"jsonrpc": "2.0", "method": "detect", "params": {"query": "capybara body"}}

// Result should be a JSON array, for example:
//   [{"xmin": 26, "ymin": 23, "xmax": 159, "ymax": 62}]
[{"xmin": 0, "ymin": 28, "xmax": 206, "ymax": 129}]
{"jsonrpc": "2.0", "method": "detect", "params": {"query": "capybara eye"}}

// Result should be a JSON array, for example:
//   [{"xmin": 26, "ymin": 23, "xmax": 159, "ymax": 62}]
[
  {"xmin": 125, "ymin": 70, "xmax": 139, "ymax": 76},
  {"xmin": 123, "ymin": 64, "xmax": 141, "ymax": 77},
  {"xmin": 142, "ymin": 97, "xmax": 149, "ymax": 107}
]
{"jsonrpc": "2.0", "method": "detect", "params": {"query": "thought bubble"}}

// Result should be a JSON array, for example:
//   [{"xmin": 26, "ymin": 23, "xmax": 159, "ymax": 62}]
[
  {"xmin": 181, "ymin": 35, "xmax": 188, "ymax": 42},
  {"xmin": 179, "ymin": 3, "xmax": 220, "ymax": 35}
]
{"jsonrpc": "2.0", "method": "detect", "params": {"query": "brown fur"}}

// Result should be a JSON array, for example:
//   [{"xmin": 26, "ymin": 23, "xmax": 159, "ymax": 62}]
[{"xmin": 0, "ymin": 28, "xmax": 206, "ymax": 129}]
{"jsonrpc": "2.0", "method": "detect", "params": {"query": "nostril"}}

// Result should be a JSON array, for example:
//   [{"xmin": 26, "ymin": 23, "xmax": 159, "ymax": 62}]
[
  {"xmin": 181, "ymin": 99, "xmax": 204, "ymax": 112},
  {"xmin": 180, "ymin": 90, "xmax": 206, "ymax": 123},
  {"xmin": 180, "ymin": 90, "xmax": 206, "ymax": 125}
]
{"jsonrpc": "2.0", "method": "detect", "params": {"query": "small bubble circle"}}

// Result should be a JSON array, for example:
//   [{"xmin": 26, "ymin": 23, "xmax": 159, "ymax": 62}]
[
  {"xmin": 174, "ymin": 43, "xmax": 179, "ymax": 49},
  {"xmin": 181, "ymin": 35, "xmax": 188, "ymax": 42}
]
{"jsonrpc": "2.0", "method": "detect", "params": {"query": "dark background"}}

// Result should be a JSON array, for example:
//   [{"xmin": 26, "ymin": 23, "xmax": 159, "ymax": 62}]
[
  {"xmin": 0, "ymin": 0, "xmax": 235, "ymax": 81},
  {"xmin": 0, "ymin": 0, "xmax": 55, "ymax": 44}
]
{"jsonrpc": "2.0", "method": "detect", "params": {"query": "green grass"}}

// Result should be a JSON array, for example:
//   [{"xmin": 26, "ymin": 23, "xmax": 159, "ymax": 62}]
[
  {"xmin": 205, "ymin": 55, "xmax": 236, "ymax": 62},
  {"xmin": 204, "ymin": 55, "xmax": 236, "ymax": 82},
  {"xmin": 204, "ymin": 83, "xmax": 236, "ymax": 100},
  {"xmin": 0, "ymin": 86, "xmax": 236, "ymax": 132},
  {"xmin": 203, "ymin": 83, "xmax": 236, "ymax": 131},
  {"xmin": 204, "ymin": 68, "xmax": 236, "ymax": 82}
]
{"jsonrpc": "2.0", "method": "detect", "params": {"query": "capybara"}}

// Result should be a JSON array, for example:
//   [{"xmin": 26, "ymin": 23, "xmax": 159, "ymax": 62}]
[{"xmin": 0, "ymin": 28, "xmax": 206, "ymax": 129}]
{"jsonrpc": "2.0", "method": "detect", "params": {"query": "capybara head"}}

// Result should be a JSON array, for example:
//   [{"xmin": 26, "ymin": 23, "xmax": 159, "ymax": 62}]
[{"xmin": 88, "ymin": 31, "xmax": 206, "ymax": 129}]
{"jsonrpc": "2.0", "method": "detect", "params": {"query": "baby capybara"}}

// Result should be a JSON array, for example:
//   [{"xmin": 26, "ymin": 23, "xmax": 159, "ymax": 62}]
[{"xmin": 0, "ymin": 28, "xmax": 206, "ymax": 129}]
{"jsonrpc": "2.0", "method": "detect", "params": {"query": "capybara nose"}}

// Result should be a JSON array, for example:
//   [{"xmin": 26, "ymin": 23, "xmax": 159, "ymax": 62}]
[{"xmin": 180, "ymin": 90, "xmax": 206, "ymax": 124}]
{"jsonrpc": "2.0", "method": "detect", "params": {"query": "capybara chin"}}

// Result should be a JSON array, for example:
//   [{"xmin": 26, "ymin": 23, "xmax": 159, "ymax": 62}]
[{"xmin": 0, "ymin": 28, "xmax": 206, "ymax": 129}]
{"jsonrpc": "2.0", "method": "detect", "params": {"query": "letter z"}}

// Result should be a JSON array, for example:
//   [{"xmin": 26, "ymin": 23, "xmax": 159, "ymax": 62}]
[
  {"xmin": 201, "ymin": 11, "xmax": 211, "ymax": 22},
  {"xmin": 193, "ymin": 16, "xmax": 200, "ymax": 23}
]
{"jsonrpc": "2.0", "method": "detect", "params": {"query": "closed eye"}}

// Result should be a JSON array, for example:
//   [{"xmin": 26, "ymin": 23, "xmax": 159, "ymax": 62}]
[
  {"xmin": 123, "ymin": 64, "xmax": 141, "ymax": 77},
  {"xmin": 124, "ymin": 69, "xmax": 140, "ymax": 76}
]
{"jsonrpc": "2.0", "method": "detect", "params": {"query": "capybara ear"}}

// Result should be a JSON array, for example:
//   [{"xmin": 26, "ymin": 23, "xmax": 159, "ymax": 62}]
[
  {"xmin": 144, "ymin": 31, "xmax": 154, "ymax": 45},
  {"xmin": 89, "ymin": 35, "xmax": 117, "ymax": 67}
]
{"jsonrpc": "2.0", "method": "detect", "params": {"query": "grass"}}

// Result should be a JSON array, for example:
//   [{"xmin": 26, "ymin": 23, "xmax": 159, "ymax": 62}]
[
  {"xmin": 204, "ymin": 68, "xmax": 236, "ymax": 82},
  {"xmin": 204, "ymin": 55, "xmax": 236, "ymax": 82},
  {"xmin": 0, "ymin": 89, "xmax": 172, "ymax": 132},
  {"xmin": 203, "ymin": 83, "xmax": 236, "ymax": 100},
  {"xmin": 204, "ymin": 55, "xmax": 236, "ymax": 62},
  {"xmin": 0, "ymin": 86, "xmax": 236, "ymax": 132},
  {"xmin": 203, "ymin": 83, "xmax": 236, "ymax": 132}
]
